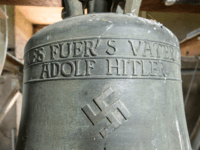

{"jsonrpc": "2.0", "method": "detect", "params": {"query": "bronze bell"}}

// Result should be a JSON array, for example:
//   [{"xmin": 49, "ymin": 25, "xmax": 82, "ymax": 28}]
[{"xmin": 16, "ymin": 0, "xmax": 192, "ymax": 149}]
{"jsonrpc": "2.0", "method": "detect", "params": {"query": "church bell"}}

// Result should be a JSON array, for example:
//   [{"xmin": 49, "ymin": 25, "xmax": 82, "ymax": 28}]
[{"xmin": 16, "ymin": 0, "xmax": 192, "ymax": 149}]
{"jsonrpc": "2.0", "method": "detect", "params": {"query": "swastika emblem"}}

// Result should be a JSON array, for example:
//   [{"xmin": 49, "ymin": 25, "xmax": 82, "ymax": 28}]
[{"xmin": 82, "ymin": 87, "xmax": 131, "ymax": 138}]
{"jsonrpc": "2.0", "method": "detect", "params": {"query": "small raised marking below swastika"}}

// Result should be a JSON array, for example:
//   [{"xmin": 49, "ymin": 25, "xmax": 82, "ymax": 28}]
[{"xmin": 82, "ymin": 87, "xmax": 131, "ymax": 138}]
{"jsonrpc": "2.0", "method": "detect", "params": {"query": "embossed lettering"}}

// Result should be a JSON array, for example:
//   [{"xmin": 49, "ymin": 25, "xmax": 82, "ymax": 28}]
[
  {"xmin": 107, "ymin": 59, "xmax": 121, "ymax": 75},
  {"xmin": 142, "ymin": 60, "xmax": 150, "ymax": 76},
  {"xmin": 32, "ymin": 49, "xmax": 38, "ymax": 63},
  {"xmin": 128, "ymin": 40, "xmax": 141, "ymax": 56},
  {"xmin": 73, "ymin": 41, "xmax": 84, "ymax": 57},
  {"xmin": 106, "ymin": 40, "xmax": 117, "ymax": 55},
  {"xmin": 84, "ymin": 40, "xmax": 97, "ymax": 57},
  {"xmin": 123, "ymin": 59, "xmax": 128, "ymax": 76},
  {"xmin": 85, "ymin": 60, "xmax": 96, "ymax": 76},
  {"xmin": 169, "ymin": 46, "xmax": 175, "ymax": 61},
  {"xmin": 37, "ymin": 47, "xmax": 45, "ymax": 62},
  {"xmin": 156, "ymin": 44, "xmax": 163, "ymax": 58},
  {"xmin": 160, "ymin": 62, "xmax": 169, "ymax": 77},
  {"xmin": 75, "ymin": 60, "xmax": 85, "ymax": 76},
  {"xmin": 142, "ymin": 42, "xmax": 153, "ymax": 57},
  {"xmin": 149, "ymin": 60, "xmax": 160, "ymax": 76},
  {"xmin": 60, "ymin": 42, "xmax": 71, "ymax": 58},
  {"xmin": 61, "ymin": 61, "xmax": 75, "ymax": 77},
  {"xmin": 25, "ymin": 39, "xmax": 181, "ymax": 69},
  {"xmin": 40, "ymin": 63, "xmax": 51, "ymax": 79},
  {"xmin": 24, "ymin": 38, "xmax": 181, "ymax": 83},
  {"xmin": 51, "ymin": 62, "xmax": 60, "ymax": 77},
  {"xmin": 163, "ymin": 46, "xmax": 170, "ymax": 59},
  {"xmin": 50, "ymin": 44, "xmax": 59, "ymax": 60},
  {"xmin": 129, "ymin": 60, "xmax": 141, "ymax": 76}
]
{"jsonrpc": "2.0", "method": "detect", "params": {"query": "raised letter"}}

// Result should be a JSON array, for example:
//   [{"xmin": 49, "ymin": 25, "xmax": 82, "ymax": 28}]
[
  {"xmin": 40, "ymin": 63, "xmax": 51, "ymax": 79},
  {"xmin": 60, "ymin": 42, "xmax": 71, "ymax": 58},
  {"xmin": 160, "ymin": 62, "xmax": 169, "ymax": 77},
  {"xmin": 31, "ymin": 49, "xmax": 38, "ymax": 63},
  {"xmin": 85, "ymin": 60, "xmax": 96, "ymax": 76},
  {"xmin": 156, "ymin": 44, "xmax": 163, "ymax": 58},
  {"xmin": 142, "ymin": 42, "xmax": 153, "ymax": 57},
  {"xmin": 61, "ymin": 61, "xmax": 75, "ymax": 77},
  {"xmin": 50, "ymin": 44, "xmax": 59, "ymax": 60},
  {"xmin": 75, "ymin": 60, "xmax": 85, "ymax": 76},
  {"xmin": 106, "ymin": 40, "xmax": 117, "ymax": 55},
  {"xmin": 128, "ymin": 40, "xmax": 141, "ymax": 56},
  {"xmin": 51, "ymin": 62, "xmax": 60, "ymax": 77},
  {"xmin": 73, "ymin": 41, "xmax": 83, "ymax": 57},
  {"xmin": 169, "ymin": 46, "xmax": 175, "ymax": 61},
  {"xmin": 38, "ymin": 47, "xmax": 45, "ymax": 62},
  {"xmin": 123, "ymin": 59, "xmax": 128, "ymax": 76},
  {"xmin": 129, "ymin": 60, "xmax": 141, "ymax": 76},
  {"xmin": 142, "ymin": 60, "xmax": 150, "ymax": 76},
  {"xmin": 149, "ymin": 60, "xmax": 160, "ymax": 76},
  {"xmin": 84, "ymin": 40, "xmax": 97, "ymax": 57},
  {"xmin": 107, "ymin": 59, "xmax": 121, "ymax": 75},
  {"xmin": 163, "ymin": 46, "xmax": 170, "ymax": 59}
]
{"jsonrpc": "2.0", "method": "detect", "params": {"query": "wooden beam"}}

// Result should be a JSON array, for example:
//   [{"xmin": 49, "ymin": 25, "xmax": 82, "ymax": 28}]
[
  {"xmin": 1, "ymin": 0, "xmax": 200, "ymax": 14},
  {"xmin": 181, "ymin": 56, "xmax": 200, "ymax": 70},
  {"xmin": 16, "ymin": 6, "xmax": 62, "ymax": 25},
  {"xmin": 0, "ymin": 90, "xmax": 20, "ymax": 124},
  {"xmin": 15, "ymin": 6, "xmax": 33, "ymax": 63},
  {"xmin": 15, "ymin": 7, "xmax": 33, "ymax": 41},
  {"xmin": 33, "ymin": 24, "xmax": 48, "ymax": 34},
  {"xmin": 0, "ymin": 34, "xmax": 7, "ymax": 75},
  {"xmin": 0, "ymin": 8, "xmax": 8, "ymax": 19},
  {"xmin": 4, "ymin": 53, "xmax": 23, "ymax": 75},
  {"xmin": 16, "ymin": 93, "xmax": 22, "ymax": 136},
  {"xmin": 180, "ymin": 35, "xmax": 200, "ymax": 56},
  {"xmin": 0, "ymin": 0, "xmax": 62, "ymax": 7}
]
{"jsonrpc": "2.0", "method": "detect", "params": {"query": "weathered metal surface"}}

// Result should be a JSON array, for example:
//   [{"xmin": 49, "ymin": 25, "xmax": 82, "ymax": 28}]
[{"xmin": 17, "ymin": 14, "xmax": 192, "ymax": 150}]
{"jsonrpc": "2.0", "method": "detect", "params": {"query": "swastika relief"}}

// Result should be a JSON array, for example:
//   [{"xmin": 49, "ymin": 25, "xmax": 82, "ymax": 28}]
[{"xmin": 82, "ymin": 87, "xmax": 131, "ymax": 138}]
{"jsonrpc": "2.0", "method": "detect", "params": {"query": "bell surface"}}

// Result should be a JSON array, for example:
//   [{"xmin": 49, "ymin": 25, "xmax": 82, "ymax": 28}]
[{"xmin": 16, "ymin": 13, "xmax": 192, "ymax": 150}]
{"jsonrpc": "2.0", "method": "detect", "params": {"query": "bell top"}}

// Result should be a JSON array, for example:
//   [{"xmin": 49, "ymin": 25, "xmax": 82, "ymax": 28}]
[{"xmin": 25, "ymin": 13, "xmax": 180, "ymax": 52}]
